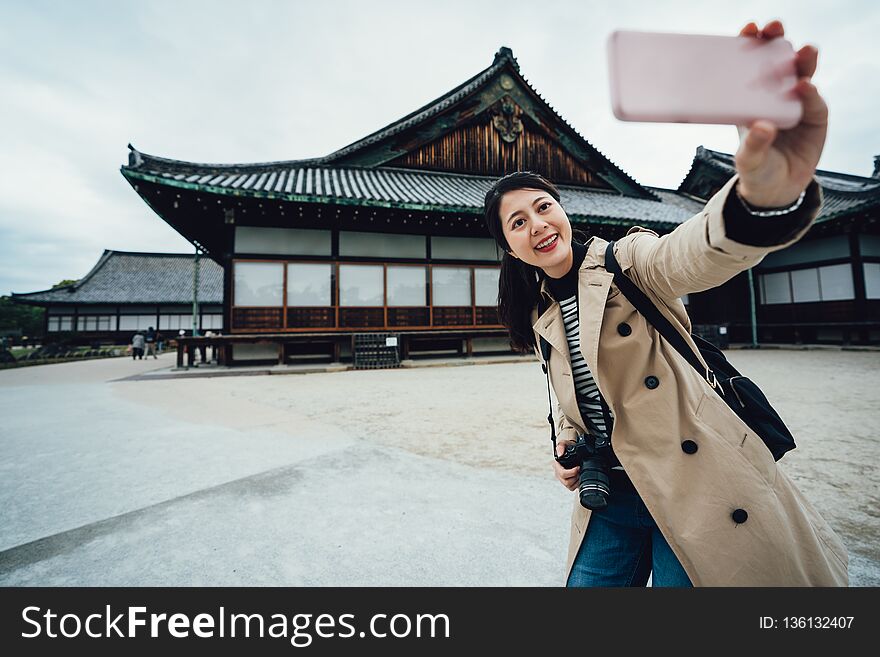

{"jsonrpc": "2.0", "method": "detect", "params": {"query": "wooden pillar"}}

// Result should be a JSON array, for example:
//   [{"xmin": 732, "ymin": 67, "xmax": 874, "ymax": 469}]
[
  {"xmin": 177, "ymin": 341, "xmax": 184, "ymax": 368},
  {"xmin": 223, "ymin": 253, "xmax": 234, "ymax": 334},
  {"xmin": 848, "ymin": 225, "xmax": 868, "ymax": 345},
  {"xmin": 278, "ymin": 341, "xmax": 285, "ymax": 365},
  {"xmin": 466, "ymin": 336, "xmax": 473, "ymax": 357},
  {"xmin": 333, "ymin": 340, "xmax": 341, "ymax": 362}
]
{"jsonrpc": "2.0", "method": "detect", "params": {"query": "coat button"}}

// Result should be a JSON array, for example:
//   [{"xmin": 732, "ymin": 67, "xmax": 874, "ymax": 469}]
[
  {"xmin": 732, "ymin": 509, "xmax": 748, "ymax": 524},
  {"xmin": 681, "ymin": 440, "xmax": 698, "ymax": 454},
  {"xmin": 644, "ymin": 375, "xmax": 659, "ymax": 389},
  {"xmin": 617, "ymin": 322, "xmax": 632, "ymax": 336}
]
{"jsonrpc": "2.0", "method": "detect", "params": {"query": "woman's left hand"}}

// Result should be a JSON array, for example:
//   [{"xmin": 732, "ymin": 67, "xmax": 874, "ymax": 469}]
[{"xmin": 734, "ymin": 20, "xmax": 828, "ymax": 208}]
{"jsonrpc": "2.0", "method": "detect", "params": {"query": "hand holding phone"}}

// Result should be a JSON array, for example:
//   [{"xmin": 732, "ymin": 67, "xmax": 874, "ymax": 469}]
[
  {"xmin": 607, "ymin": 28, "xmax": 802, "ymax": 128},
  {"xmin": 608, "ymin": 20, "xmax": 828, "ymax": 211}
]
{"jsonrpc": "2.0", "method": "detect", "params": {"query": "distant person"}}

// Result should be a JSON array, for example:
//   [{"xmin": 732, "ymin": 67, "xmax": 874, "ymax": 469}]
[
  {"xmin": 205, "ymin": 330, "xmax": 218, "ymax": 363},
  {"xmin": 145, "ymin": 326, "xmax": 158, "ymax": 359},
  {"xmin": 156, "ymin": 330, "xmax": 164, "ymax": 354},
  {"xmin": 131, "ymin": 331, "xmax": 145, "ymax": 360}
]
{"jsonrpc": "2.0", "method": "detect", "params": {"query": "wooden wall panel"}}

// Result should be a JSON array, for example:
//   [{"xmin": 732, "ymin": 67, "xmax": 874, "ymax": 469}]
[{"xmin": 389, "ymin": 121, "xmax": 614, "ymax": 188}]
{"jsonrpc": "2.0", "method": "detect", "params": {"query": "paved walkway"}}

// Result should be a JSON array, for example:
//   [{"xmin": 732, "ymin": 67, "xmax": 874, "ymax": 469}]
[{"xmin": 0, "ymin": 349, "xmax": 877, "ymax": 585}]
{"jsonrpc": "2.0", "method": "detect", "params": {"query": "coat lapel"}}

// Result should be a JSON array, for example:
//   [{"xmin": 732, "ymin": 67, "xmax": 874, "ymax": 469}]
[
  {"xmin": 532, "ymin": 284, "xmax": 586, "ymax": 433},
  {"xmin": 578, "ymin": 268, "xmax": 614, "ymax": 388},
  {"xmin": 532, "ymin": 298, "xmax": 570, "ymax": 361}
]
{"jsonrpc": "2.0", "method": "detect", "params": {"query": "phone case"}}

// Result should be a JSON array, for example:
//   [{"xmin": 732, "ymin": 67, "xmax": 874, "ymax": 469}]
[{"xmin": 607, "ymin": 29, "xmax": 802, "ymax": 129}]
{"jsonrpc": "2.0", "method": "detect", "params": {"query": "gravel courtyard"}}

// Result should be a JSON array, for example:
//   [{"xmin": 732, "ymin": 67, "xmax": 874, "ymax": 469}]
[{"xmin": 1, "ymin": 348, "xmax": 877, "ymax": 586}]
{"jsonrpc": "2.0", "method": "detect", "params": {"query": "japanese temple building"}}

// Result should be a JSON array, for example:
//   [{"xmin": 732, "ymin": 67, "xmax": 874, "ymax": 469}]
[
  {"xmin": 18, "ymin": 46, "xmax": 876, "ymax": 360},
  {"xmin": 12, "ymin": 251, "xmax": 223, "ymax": 342},
  {"xmin": 119, "ymin": 46, "xmax": 880, "ymax": 360},
  {"xmin": 680, "ymin": 148, "xmax": 880, "ymax": 345},
  {"xmin": 116, "ymin": 46, "xmax": 707, "ymax": 364}
]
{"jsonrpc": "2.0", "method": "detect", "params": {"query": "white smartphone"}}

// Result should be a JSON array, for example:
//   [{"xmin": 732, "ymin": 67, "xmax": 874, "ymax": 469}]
[{"xmin": 607, "ymin": 29, "xmax": 803, "ymax": 129}]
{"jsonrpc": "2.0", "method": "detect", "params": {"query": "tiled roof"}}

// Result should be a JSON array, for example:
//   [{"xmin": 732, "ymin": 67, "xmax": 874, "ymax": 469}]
[
  {"xmin": 643, "ymin": 186, "xmax": 706, "ymax": 215},
  {"xmin": 12, "ymin": 251, "xmax": 223, "ymax": 305},
  {"xmin": 125, "ymin": 158, "xmax": 702, "ymax": 227},
  {"xmin": 122, "ymin": 47, "xmax": 656, "ymax": 202},
  {"xmin": 680, "ymin": 147, "xmax": 880, "ymax": 221}
]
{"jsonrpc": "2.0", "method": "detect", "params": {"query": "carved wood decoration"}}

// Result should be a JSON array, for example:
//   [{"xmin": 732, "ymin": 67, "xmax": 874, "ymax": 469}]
[
  {"xmin": 388, "ymin": 103, "xmax": 614, "ymax": 188},
  {"xmin": 491, "ymin": 95, "xmax": 523, "ymax": 143}
]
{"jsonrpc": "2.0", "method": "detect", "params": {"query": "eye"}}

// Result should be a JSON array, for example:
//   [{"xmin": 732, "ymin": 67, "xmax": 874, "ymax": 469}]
[
  {"xmin": 512, "ymin": 218, "xmax": 525, "ymax": 228},
  {"xmin": 538, "ymin": 201, "xmax": 551, "ymax": 211}
]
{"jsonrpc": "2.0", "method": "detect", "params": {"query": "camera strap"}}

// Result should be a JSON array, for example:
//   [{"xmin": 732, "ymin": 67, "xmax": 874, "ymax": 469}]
[{"xmin": 537, "ymin": 294, "xmax": 558, "ymax": 458}]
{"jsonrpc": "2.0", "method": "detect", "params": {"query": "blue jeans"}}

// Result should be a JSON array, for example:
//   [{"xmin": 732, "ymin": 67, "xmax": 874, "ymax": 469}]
[{"xmin": 566, "ymin": 477, "xmax": 693, "ymax": 587}]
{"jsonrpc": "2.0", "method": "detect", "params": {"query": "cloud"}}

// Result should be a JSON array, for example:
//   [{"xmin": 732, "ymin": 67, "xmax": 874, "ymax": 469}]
[{"xmin": 1, "ymin": 0, "xmax": 877, "ymax": 295}]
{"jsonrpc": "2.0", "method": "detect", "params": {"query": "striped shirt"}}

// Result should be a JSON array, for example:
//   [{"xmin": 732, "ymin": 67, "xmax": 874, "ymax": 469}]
[
  {"xmin": 544, "ymin": 238, "xmax": 623, "ymax": 470},
  {"xmin": 556, "ymin": 294, "xmax": 623, "ymax": 471}
]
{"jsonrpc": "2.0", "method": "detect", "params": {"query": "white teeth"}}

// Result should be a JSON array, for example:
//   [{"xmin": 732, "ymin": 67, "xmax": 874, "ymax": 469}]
[{"xmin": 535, "ymin": 234, "xmax": 558, "ymax": 249}]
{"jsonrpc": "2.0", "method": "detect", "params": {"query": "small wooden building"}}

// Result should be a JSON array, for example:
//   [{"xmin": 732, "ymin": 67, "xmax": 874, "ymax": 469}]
[{"xmin": 12, "ymin": 251, "xmax": 223, "ymax": 345}]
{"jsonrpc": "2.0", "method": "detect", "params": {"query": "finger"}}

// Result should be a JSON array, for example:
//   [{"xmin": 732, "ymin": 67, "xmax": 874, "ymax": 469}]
[
  {"xmin": 792, "ymin": 77, "xmax": 829, "ymax": 126},
  {"xmin": 795, "ymin": 44, "xmax": 818, "ymax": 79},
  {"xmin": 739, "ymin": 22, "xmax": 758, "ymax": 37},
  {"xmin": 735, "ymin": 120, "xmax": 778, "ymax": 173},
  {"xmin": 555, "ymin": 464, "xmax": 580, "ymax": 478},
  {"xmin": 760, "ymin": 20, "xmax": 784, "ymax": 38},
  {"xmin": 557, "ymin": 474, "xmax": 577, "ymax": 491}
]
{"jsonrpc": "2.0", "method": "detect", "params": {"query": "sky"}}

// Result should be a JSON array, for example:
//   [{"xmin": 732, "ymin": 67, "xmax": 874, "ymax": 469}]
[{"xmin": 1, "ymin": 0, "xmax": 877, "ymax": 296}]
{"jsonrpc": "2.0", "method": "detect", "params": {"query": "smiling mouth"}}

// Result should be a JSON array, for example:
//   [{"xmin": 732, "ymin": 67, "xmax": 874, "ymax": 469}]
[{"xmin": 534, "ymin": 234, "xmax": 558, "ymax": 251}]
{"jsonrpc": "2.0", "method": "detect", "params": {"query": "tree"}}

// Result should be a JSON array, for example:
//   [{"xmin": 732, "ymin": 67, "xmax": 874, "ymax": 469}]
[
  {"xmin": 52, "ymin": 279, "xmax": 78, "ymax": 288},
  {"xmin": 0, "ymin": 296, "xmax": 45, "ymax": 338}
]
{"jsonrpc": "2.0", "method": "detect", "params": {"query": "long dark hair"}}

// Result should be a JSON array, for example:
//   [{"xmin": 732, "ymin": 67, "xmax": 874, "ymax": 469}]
[{"xmin": 483, "ymin": 171, "xmax": 588, "ymax": 354}]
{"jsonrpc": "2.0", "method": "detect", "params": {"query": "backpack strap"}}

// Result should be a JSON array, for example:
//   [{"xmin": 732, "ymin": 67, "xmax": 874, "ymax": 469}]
[{"xmin": 604, "ymin": 240, "xmax": 722, "ymax": 394}]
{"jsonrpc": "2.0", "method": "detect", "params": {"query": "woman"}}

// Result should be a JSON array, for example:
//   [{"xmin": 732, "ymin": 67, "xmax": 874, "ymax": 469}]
[{"xmin": 483, "ymin": 20, "xmax": 848, "ymax": 586}]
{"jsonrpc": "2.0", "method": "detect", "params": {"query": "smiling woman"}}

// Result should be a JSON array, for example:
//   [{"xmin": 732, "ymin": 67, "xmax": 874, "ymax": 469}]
[
  {"xmin": 481, "ymin": 159, "xmax": 847, "ymax": 587},
  {"xmin": 483, "ymin": 172, "xmax": 590, "ymax": 354},
  {"xmin": 478, "ymin": 18, "xmax": 848, "ymax": 589},
  {"xmin": 502, "ymin": 190, "xmax": 571, "ymax": 275}
]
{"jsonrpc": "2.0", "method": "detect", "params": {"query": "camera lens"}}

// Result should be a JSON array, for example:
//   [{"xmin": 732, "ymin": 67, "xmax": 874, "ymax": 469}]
[{"xmin": 578, "ymin": 456, "xmax": 612, "ymax": 510}]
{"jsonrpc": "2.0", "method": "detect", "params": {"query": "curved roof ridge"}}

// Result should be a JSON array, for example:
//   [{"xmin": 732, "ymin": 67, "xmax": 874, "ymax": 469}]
[
  {"xmin": 321, "ymin": 49, "xmax": 512, "ymax": 163},
  {"xmin": 126, "ymin": 144, "xmax": 325, "ymax": 174},
  {"xmin": 11, "ymin": 249, "xmax": 111, "ymax": 298},
  {"xmin": 686, "ymin": 146, "xmax": 880, "ymax": 194}
]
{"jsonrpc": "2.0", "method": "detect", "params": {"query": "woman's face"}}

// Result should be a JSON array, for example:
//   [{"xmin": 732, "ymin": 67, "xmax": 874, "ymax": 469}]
[{"xmin": 499, "ymin": 187, "xmax": 573, "ymax": 279}]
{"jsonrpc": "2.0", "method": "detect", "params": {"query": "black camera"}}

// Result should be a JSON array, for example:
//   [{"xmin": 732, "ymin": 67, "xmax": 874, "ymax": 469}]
[{"xmin": 555, "ymin": 433, "xmax": 613, "ymax": 510}]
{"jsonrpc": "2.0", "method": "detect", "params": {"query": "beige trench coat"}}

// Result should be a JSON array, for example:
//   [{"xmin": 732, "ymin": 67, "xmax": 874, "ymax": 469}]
[{"xmin": 531, "ymin": 173, "xmax": 848, "ymax": 586}]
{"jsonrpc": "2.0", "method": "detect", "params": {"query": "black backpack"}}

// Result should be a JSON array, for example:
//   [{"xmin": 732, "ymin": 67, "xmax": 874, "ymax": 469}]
[{"xmin": 602, "ymin": 240, "xmax": 795, "ymax": 461}]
